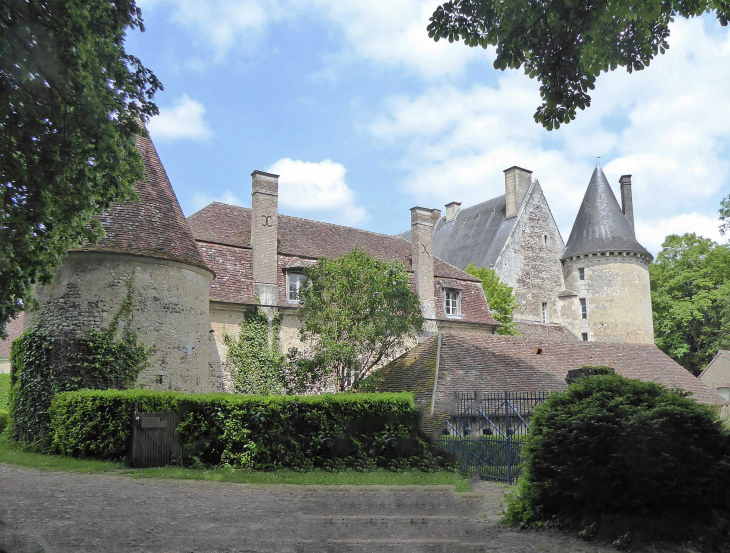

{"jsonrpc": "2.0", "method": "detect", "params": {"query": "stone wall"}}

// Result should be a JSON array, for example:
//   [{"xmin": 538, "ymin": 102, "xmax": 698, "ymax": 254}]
[
  {"xmin": 494, "ymin": 183, "xmax": 566, "ymax": 324},
  {"xmin": 28, "ymin": 252, "xmax": 213, "ymax": 392},
  {"xmin": 560, "ymin": 253, "xmax": 654, "ymax": 343}
]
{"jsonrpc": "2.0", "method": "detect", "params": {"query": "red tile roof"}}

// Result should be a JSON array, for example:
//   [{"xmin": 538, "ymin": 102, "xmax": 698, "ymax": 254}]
[
  {"xmin": 0, "ymin": 312, "xmax": 24, "ymax": 360},
  {"xmin": 515, "ymin": 320, "xmax": 578, "ymax": 342},
  {"xmin": 188, "ymin": 203, "xmax": 479, "ymax": 281},
  {"xmin": 77, "ymin": 134, "xmax": 210, "ymax": 272},
  {"xmin": 374, "ymin": 332, "xmax": 726, "ymax": 418}
]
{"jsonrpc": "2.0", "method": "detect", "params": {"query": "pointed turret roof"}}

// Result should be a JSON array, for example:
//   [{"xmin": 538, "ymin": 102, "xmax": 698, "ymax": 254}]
[
  {"xmin": 78, "ymin": 133, "xmax": 211, "ymax": 273},
  {"xmin": 561, "ymin": 166, "xmax": 651, "ymax": 260}
]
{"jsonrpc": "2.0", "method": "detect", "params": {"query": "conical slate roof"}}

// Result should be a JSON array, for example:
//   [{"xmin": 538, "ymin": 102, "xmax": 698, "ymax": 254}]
[
  {"xmin": 561, "ymin": 167, "xmax": 651, "ymax": 260},
  {"xmin": 78, "ymin": 133, "xmax": 211, "ymax": 272}
]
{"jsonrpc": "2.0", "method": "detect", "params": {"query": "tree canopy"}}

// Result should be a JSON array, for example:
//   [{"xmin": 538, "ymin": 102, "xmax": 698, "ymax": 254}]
[
  {"xmin": 650, "ymin": 233, "xmax": 730, "ymax": 375},
  {"xmin": 721, "ymin": 195, "xmax": 730, "ymax": 236},
  {"xmin": 1, "ymin": 0, "xmax": 161, "ymax": 336},
  {"xmin": 427, "ymin": 0, "xmax": 729, "ymax": 129},
  {"xmin": 465, "ymin": 264, "xmax": 518, "ymax": 335},
  {"xmin": 297, "ymin": 247, "xmax": 424, "ymax": 392}
]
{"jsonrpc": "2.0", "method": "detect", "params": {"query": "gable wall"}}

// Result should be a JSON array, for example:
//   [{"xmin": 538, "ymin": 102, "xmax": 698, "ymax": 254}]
[
  {"xmin": 494, "ymin": 184, "xmax": 565, "ymax": 324},
  {"xmin": 700, "ymin": 352, "xmax": 730, "ymax": 391}
]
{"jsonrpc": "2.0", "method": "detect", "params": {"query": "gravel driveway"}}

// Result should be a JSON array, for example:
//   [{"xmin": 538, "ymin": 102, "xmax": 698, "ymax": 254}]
[{"xmin": 0, "ymin": 465, "xmax": 673, "ymax": 553}]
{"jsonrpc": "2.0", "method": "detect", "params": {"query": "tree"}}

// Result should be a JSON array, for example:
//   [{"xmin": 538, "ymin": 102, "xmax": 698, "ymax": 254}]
[
  {"xmin": 465, "ymin": 264, "xmax": 518, "ymax": 335},
  {"xmin": 650, "ymin": 233, "xmax": 730, "ymax": 375},
  {"xmin": 1, "ymin": 0, "xmax": 161, "ymax": 336},
  {"xmin": 427, "ymin": 0, "xmax": 729, "ymax": 130},
  {"xmin": 297, "ymin": 247, "xmax": 424, "ymax": 392},
  {"xmin": 721, "ymin": 195, "xmax": 730, "ymax": 236}
]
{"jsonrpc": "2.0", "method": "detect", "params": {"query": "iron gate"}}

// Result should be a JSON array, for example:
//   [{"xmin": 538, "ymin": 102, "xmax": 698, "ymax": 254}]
[
  {"xmin": 131, "ymin": 403, "xmax": 190, "ymax": 468},
  {"xmin": 435, "ymin": 391, "xmax": 548, "ymax": 484}
]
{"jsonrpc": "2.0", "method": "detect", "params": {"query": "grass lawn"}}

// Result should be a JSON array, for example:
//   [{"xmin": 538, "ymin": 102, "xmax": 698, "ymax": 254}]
[{"xmin": 0, "ymin": 434, "xmax": 470, "ymax": 491}]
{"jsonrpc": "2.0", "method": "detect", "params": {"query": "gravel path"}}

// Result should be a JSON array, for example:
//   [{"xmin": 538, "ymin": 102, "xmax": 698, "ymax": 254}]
[{"xmin": 0, "ymin": 465, "xmax": 668, "ymax": 553}]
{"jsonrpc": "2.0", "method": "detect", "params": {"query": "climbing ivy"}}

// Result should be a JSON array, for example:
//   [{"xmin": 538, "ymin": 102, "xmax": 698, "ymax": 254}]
[
  {"xmin": 224, "ymin": 306, "xmax": 288, "ymax": 395},
  {"xmin": 9, "ymin": 277, "xmax": 150, "ymax": 448}
]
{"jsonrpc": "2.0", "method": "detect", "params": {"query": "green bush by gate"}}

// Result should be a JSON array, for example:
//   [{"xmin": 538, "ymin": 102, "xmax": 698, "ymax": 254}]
[{"xmin": 50, "ymin": 390, "xmax": 452, "ymax": 471}]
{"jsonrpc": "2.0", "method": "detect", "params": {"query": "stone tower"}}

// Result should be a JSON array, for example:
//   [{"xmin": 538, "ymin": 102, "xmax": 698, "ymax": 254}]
[
  {"xmin": 27, "ymin": 133, "xmax": 214, "ymax": 392},
  {"xmin": 558, "ymin": 166, "xmax": 654, "ymax": 343}
]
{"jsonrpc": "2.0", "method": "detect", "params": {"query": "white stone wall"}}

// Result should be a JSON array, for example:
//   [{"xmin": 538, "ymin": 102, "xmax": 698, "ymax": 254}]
[
  {"xmin": 28, "ymin": 252, "xmax": 213, "ymax": 393},
  {"xmin": 494, "ymin": 183, "xmax": 566, "ymax": 324},
  {"xmin": 560, "ymin": 253, "xmax": 654, "ymax": 343},
  {"xmin": 0, "ymin": 359, "xmax": 9, "ymax": 374}
]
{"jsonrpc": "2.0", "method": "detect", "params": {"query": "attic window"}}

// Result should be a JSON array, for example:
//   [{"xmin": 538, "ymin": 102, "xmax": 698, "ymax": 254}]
[
  {"xmin": 287, "ymin": 272, "xmax": 307, "ymax": 303},
  {"xmin": 444, "ymin": 289, "xmax": 461, "ymax": 318},
  {"xmin": 533, "ymin": 347, "xmax": 543, "ymax": 355}
]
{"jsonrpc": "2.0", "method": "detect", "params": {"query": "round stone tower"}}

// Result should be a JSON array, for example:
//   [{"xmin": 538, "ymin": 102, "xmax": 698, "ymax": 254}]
[
  {"xmin": 558, "ymin": 166, "xmax": 654, "ymax": 343},
  {"xmin": 27, "ymin": 133, "xmax": 214, "ymax": 392}
]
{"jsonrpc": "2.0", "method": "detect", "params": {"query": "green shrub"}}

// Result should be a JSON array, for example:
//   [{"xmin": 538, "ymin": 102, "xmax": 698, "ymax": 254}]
[
  {"xmin": 505, "ymin": 375, "xmax": 730, "ymax": 542},
  {"xmin": 0, "ymin": 373, "xmax": 10, "ymax": 409},
  {"xmin": 0, "ymin": 409, "xmax": 8, "ymax": 434},
  {"xmin": 50, "ymin": 390, "xmax": 452, "ymax": 471}
]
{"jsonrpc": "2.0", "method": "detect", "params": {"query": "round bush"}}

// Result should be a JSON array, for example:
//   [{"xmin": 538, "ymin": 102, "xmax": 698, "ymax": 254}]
[{"xmin": 506, "ymin": 375, "xmax": 730, "ymax": 533}]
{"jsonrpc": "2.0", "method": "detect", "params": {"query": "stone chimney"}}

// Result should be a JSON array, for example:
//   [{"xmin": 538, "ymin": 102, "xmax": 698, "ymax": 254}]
[
  {"xmin": 411, "ymin": 207, "xmax": 437, "ymax": 331},
  {"xmin": 445, "ymin": 202, "xmax": 461, "ymax": 223},
  {"xmin": 431, "ymin": 208, "xmax": 442, "ymax": 228},
  {"xmin": 251, "ymin": 170, "xmax": 279, "ymax": 307},
  {"xmin": 504, "ymin": 166, "xmax": 532, "ymax": 219},
  {"xmin": 619, "ymin": 175, "xmax": 634, "ymax": 230}
]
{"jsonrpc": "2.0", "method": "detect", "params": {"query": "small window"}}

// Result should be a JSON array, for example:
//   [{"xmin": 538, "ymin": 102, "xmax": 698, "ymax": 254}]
[
  {"xmin": 543, "ymin": 234, "xmax": 548, "ymax": 245},
  {"xmin": 444, "ymin": 289, "xmax": 461, "ymax": 317},
  {"xmin": 287, "ymin": 272, "xmax": 307, "ymax": 303},
  {"xmin": 578, "ymin": 267, "xmax": 585, "ymax": 281},
  {"xmin": 718, "ymin": 387, "xmax": 730, "ymax": 402},
  {"xmin": 581, "ymin": 332, "xmax": 588, "ymax": 342},
  {"xmin": 541, "ymin": 302, "xmax": 548, "ymax": 324},
  {"xmin": 580, "ymin": 298, "xmax": 587, "ymax": 319}
]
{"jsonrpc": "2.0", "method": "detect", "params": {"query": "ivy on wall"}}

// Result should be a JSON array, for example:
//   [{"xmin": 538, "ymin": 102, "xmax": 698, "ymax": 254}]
[
  {"xmin": 224, "ymin": 306, "xmax": 287, "ymax": 395},
  {"xmin": 9, "ymin": 277, "xmax": 150, "ymax": 448}
]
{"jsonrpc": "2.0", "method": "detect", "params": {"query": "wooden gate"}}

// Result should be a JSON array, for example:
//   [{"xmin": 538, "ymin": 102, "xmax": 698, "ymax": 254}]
[{"xmin": 131, "ymin": 403, "xmax": 189, "ymax": 468}]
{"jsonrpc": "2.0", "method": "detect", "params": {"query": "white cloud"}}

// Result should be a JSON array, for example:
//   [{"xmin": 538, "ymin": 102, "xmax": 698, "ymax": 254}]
[
  {"xmin": 266, "ymin": 158, "xmax": 368, "ymax": 225},
  {"xmin": 148, "ymin": 94, "xmax": 212, "ymax": 141},
  {"xmin": 636, "ymin": 213, "xmax": 726, "ymax": 254},
  {"xmin": 369, "ymin": 17, "xmax": 730, "ymax": 248}
]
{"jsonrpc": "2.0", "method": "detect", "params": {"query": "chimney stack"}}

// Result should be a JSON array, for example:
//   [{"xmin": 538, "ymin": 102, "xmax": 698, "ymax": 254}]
[
  {"xmin": 619, "ymin": 175, "xmax": 634, "ymax": 231},
  {"xmin": 411, "ymin": 207, "xmax": 437, "ymax": 332},
  {"xmin": 504, "ymin": 166, "xmax": 532, "ymax": 219},
  {"xmin": 445, "ymin": 202, "xmax": 461, "ymax": 223},
  {"xmin": 251, "ymin": 170, "xmax": 279, "ymax": 306},
  {"xmin": 431, "ymin": 208, "xmax": 442, "ymax": 228}
]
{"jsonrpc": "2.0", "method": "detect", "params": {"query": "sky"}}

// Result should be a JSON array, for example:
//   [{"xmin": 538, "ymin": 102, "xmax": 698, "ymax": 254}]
[{"xmin": 128, "ymin": 1, "xmax": 730, "ymax": 255}]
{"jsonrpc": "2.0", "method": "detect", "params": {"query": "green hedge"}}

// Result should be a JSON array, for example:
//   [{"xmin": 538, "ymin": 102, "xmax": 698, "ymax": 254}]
[
  {"xmin": 0, "ymin": 373, "xmax": 9, "ymax": 410},
  {"xmin": 0, "ymin": 409, "xmax": 7, "ymax": 434},
  {"xmin": 50, "ymin": 390, "xmax": 452, "ymax": 471}
]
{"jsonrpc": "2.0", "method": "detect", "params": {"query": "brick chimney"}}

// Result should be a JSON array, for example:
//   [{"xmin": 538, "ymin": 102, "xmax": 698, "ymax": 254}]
[
  {"xmin": 619, "ymin": 175, "xmax": 634, "ymax": 231},
  {"xmin": 251, "ymin": 170, "xmax": 279, "ymax": 306},
  {"xmin": 445, "ymin": 202, "xmax": 461, "ymax": 223},
  {"xmin": 411, "ymin": 207, "xmax": 437, "ymax": 332},
  {"xmin": 504, "ymin": 166, "xmax": 532, "ymax": 219}
]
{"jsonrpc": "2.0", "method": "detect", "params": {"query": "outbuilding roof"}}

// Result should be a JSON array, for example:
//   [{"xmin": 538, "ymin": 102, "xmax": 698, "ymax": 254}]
[
  {"xmin": 561, "ymin": 166, "xmax": 651, "ymax": 260},
  {"xmin": 372, "ymin": 332, "xmax": 726, "ymax": 433},
  {"xmin": 76, "ymin": 133, "xmax": 211, "ymax": 273}
]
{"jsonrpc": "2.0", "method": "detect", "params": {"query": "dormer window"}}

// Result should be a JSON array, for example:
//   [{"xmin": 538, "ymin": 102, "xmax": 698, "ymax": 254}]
[
  {"xmin": 287, "ymin": 272, "xmax": 307, "ymax": 303},
  {"xmin": 444, "ymin": 289, "xmax": 461, "ymax": 317}
]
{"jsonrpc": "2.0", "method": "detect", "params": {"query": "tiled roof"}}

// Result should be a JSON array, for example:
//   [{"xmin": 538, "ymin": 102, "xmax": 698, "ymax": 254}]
[
  {"xmin": 188, "ymin": 203, "xmax": 479, "ymax": 281},
  {"xmin": 373, "ymin": 333, "xmax": 726, "ymax": 416},
  {"xmin": 515, "ymin": 320, "xmax": 578, "ymax": 342},
  {"xmin": 0, "ymin": 312, "xmax": 24, "ymax": 360},
  {"xmin": 562, "ymin": 166, "xmax": 651, "ymax": 259},
  {"xmin": 77, "ymin": 134, "xmax": 210, "ymax": 272}
]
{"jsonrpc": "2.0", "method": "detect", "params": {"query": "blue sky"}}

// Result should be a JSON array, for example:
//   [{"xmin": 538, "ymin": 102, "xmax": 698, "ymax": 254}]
[{"xmin": 128, "ymin": 1, "xmax": 730, "ymax": 254}]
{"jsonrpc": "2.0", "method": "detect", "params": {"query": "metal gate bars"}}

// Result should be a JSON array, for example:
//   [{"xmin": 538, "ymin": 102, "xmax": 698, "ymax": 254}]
[{"xmin": 435, "ymin": 391, "xmax": 548, "ymax": 484}]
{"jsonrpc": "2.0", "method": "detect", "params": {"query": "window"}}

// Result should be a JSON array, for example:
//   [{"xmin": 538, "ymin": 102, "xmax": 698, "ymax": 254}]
[
  {"xmin": 718, "ymin": 387, "xmax": 730, "ymax": 402},
  {"xmin": 543, "ymin": 234, "xmax": 548, "ymax": 245},
  {"xmin": 580, "ymin": 298, "xmax": 587, "ymax": 319},
  {"xmin": 444, "ymin": 289, "xmax": 461, "ymax": 317},
  {"xmin": 541, "ymin": 302, "xmax": 548, "ymax": 324},
  {"xmin": 578, "ymin": 267, "xmax": 585, "ymax": 281},
  {"xmin": 287, "ymin": 272, "xmax": 306, "ymax": 303},
  {"xmin": 582, "ymin": 332, "xmax": 589, "ymax": 341}
]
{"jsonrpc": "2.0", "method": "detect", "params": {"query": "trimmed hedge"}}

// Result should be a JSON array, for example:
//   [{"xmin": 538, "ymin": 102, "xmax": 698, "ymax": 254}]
[
  {"xmin": 0, "ymin": 373, "xmax": 9, "ymax": 410},
  {"xmin": 50, "ymin": 390, "xmax": 452, "ymax": 471},
  {"xmin": 0, "ymin": 409, "xmax": 7, "ymax": 434}
]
